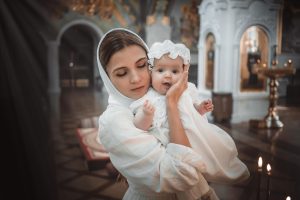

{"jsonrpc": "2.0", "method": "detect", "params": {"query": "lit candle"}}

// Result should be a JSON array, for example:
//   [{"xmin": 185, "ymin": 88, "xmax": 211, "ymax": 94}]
[
  {"xmin": 258, "ymin": 157, "xmax": 263, "ymax": 170},
  {"xmin": 262, "ymin": 63, "xmax": 267, "ymax": 68},
  {"xmin": 266, "ymin": 163, "xmax": 271, "ymax": 200},
  {"xmin": 257, "ymin": 156, "xmax": 263, "ymax": 200},
  {"xmin": 286, "ymin": 196, "xmax": 291, "ymax": 200},
  {"xmin": 287, "ymin": 59, "xmax": 292, "ymax": 67},
  {"xmin": 257, "ymin": 59, "xmax": 261, "ymax": 64},
  {"xmin": 271, "ymin": 59, "xmax": 278, "ymax": 66}
]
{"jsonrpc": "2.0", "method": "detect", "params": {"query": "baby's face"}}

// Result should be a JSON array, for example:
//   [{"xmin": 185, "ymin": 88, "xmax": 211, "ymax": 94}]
[{"xmin": 151, "ymin": 54, "xmax": 184, "ymax": 95}]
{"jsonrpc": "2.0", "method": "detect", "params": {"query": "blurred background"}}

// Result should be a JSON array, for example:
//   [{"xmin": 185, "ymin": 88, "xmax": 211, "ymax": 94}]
[{"xmin": 1, "ymin": 0, "xmax": 300, "ymax": 200}]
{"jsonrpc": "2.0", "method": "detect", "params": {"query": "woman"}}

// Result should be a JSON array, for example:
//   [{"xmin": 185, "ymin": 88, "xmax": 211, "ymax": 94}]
[{"xmin": 97, "ymin": 28, "xmax": 218, "ymax": 200}]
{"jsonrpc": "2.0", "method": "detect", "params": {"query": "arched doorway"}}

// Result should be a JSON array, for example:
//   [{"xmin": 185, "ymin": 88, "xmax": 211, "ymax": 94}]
[
  {"xmin": 240, "ymin": 26, "xmax": 269, "ymax": 92},
  {"xmin": 59, "ymin": 25, "xmax": 95, "ymax": 89},
  {"xmin": 205, "ymin": 33, "xmax": 215, "ymax": 90}
]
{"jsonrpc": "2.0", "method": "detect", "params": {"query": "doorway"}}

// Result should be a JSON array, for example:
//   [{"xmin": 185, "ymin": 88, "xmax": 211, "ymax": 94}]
[{"xmin": 59, "ymin": 25, "xmax": 94, "ymax": 89}]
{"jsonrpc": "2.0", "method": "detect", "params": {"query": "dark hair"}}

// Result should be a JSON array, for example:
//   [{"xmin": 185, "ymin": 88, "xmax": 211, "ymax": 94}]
[{"xmin": 99, "ymin": 29, "xmax": 148, "ymax": 69}]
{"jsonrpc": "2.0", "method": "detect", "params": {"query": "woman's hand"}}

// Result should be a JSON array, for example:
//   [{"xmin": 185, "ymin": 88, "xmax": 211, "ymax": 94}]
[
  {"xmin": 166, "ymin": 64, "xmax": 191, "ymax": 147},
  {"xmin": 166, "ymin": 64, "xmax": 189, "ymax": 107}
]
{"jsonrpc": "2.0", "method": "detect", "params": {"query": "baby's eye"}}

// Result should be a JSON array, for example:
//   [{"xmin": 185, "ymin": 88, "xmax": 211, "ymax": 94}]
[
  {"xmin": 172, "ymin": 70, "xmax": 178, "ymax": 74},
  {"xmin": 158, "ymin": 69, "xmax": 164, "ymax": 73}
]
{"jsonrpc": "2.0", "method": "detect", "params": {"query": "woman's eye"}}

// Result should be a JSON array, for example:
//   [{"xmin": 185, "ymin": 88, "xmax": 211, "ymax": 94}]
[
  {"xmin": 116, "ymin": 70, "xmax": 127, "ymax": 77},
  {"xmin": 137, "ymin": 63, "xmax": 146, "ymax": 68},
  {"xmin": 137, "ymin": 63, "xmax": 146, "ymax": 69}
]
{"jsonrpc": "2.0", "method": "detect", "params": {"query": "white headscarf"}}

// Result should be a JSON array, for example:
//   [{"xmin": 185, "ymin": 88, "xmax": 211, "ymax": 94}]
[{"xmin": 96, "ymin": 28, "xmax": 149, "ymax": 107}]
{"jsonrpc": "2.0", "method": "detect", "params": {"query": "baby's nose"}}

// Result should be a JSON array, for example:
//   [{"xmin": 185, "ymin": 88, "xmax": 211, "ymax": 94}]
[{"xmin": 164, "ymin": 71, "xmax": 172, "ymax": 77}]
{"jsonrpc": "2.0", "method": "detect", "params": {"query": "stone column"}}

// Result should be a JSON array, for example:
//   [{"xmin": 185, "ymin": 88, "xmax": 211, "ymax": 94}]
[
  {"xmin": 145, "ymin": 16, "xmax": 171, "ymax": 47},
  {"xmin": 47, "ymin": 41, "xmax": 60, "ymax": 94}
]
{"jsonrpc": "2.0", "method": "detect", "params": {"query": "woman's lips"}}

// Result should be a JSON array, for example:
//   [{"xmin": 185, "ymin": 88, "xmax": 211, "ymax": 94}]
[{"xmin": 131, "ymin": 86, "xmax": 145, "ymax": 91}]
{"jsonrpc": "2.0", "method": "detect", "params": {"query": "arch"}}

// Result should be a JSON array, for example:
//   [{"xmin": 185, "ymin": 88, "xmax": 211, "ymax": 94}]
[
  {"xmin": 56, "ymin": 19, "xmax": 104, "ymax": 43},
  {"xmin": 239, "ymin": 25, "xmax": 269, "ymax": 92},
  {"xmin": 234, "ymin": 23, "xmax": 272, "ymax": 47},
  {"xmin": 47, "ymin": 19, "xmax": 104, "ymax": 94},
  {"xmin": 198, "ymin": 28, "xmax": 220, "ymax": 92},
  {"xmin": 199, "ymin": 27, "xmax": 220, "ymax": 47},
  {"xmin": 204, "ymin": 33, "xmax": 216, "ymax": 90}
]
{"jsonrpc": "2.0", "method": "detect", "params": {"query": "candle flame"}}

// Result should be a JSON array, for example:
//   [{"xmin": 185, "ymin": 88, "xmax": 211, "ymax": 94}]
[
  {"xmin": 267, "ymin": 163, "xmax": 271, "ymax": 172},
  {"xmin": 258, "ymin": 157, "xmax": 263, "ymax": 168},
  {"xmin": 286, "ymin": 196, "xmax": 291, "ymax": 200}
]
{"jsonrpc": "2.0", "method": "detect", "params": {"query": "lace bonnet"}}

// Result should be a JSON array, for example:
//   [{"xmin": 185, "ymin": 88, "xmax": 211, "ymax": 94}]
[{"xmin": 148, "ymin": 40, "xmax": 190, "ymax": 66}]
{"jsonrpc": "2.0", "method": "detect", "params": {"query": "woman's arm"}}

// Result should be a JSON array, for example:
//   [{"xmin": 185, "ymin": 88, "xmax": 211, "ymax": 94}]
[
  {"xmin": 166, "ymin": 66, "xmax": 191, "ymax": 147},
  {"xmin": 99, "ymin": 107, "xmax": 207, "ymax": 193}
]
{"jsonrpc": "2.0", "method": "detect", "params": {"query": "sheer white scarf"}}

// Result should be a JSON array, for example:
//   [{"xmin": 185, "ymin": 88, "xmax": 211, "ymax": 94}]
[{"xmin": 96, "ymin": 28, "xmax": 149, "ymax": 107}]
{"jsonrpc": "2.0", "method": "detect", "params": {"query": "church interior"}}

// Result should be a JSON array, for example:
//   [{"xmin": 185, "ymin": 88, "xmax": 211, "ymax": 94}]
[{"xmin": 2, "ymin": 0, "xmax": 300, "ymax": 200}]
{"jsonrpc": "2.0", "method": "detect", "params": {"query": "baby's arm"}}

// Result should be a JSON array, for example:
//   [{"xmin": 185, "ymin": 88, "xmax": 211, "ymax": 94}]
[
  {"xmin": 133, "ymin": 100, "xmax": 155, "ymax": 131},
  {"xmin": 194, "ymin": 99, "xmax": 214, "ymax": 116}
]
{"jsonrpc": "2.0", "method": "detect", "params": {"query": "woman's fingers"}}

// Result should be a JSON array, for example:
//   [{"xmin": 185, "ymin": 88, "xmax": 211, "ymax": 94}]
[
  {"xmin": 166, "ymin": 64, "xmax": 190, "ymax": 104},
  {"xmin": 184, "ymin": 64, "xmax": 190, "ymax": 72}
]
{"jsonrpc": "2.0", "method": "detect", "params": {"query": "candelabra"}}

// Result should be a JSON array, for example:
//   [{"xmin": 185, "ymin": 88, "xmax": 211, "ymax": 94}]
[{"xmin": 250, "ymin": 59, "xmax": 296, "ymax": 129}]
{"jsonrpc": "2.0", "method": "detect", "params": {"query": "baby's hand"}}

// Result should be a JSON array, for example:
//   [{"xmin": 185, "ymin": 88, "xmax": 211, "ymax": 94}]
[
  {"xmin": 197, "ymin": 99, "xmax": 214, "ymax": 115},
  {"xmin": 143, "ymin": 100, "xmax": 155, "ymax": 116}
]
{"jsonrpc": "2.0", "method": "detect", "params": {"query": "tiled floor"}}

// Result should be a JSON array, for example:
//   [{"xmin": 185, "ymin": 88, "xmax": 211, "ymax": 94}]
[{"xmin": 51, "ymin": 88, "xmax": 300, "ymax": 200}]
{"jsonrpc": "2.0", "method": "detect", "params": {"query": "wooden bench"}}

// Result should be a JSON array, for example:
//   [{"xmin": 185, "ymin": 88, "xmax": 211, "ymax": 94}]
[{"xmin": 76, "ymin": 117, "xmax": 118, "ymax": 177}]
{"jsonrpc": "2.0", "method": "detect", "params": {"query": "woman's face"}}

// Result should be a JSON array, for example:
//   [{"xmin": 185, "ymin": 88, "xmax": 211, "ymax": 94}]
[{"xmin": 106, "ymin": 45, "xmax": 150, "ymax": 99}]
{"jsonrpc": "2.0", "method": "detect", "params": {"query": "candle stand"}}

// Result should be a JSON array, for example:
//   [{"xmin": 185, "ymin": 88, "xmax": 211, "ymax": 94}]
[{"xmin": 250, "ymin": 62, "xmax": 295, "ymax": 129}]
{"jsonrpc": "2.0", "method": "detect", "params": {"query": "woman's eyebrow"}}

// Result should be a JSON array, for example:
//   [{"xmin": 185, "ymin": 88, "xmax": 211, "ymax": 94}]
[
  {"xmin": 112, "ymin": 57, "xmax": 147, "ymax": 73},
  {"xmin": 136, "ymin": 57, "xmax": 147, "ymax": 63}
]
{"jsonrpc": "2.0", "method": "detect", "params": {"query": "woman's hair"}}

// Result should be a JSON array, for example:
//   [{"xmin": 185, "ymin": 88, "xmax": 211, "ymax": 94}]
[{"xmin": 99, "ymin": 29, "xmax": 148, "ymax": 69}]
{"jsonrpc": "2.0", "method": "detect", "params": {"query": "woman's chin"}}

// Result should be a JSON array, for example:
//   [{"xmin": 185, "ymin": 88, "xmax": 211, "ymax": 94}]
[{"xmin": 128, "ymin": 90, "xmax": 147, "ymax": 99}]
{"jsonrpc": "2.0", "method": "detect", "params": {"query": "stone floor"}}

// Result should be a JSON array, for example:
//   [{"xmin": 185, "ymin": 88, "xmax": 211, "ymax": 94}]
[{"xmin": 51, "ymin": 88, "xmax": 300, "ymax": 200}]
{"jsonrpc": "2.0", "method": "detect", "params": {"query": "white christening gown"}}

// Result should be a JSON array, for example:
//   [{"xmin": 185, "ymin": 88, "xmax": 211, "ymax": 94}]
[{"xmin": 130, "ymin": 83, "xmax": 250, "ymax": 184}]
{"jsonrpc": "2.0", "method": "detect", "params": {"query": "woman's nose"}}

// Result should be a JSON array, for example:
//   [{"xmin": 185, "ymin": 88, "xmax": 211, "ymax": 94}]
[{"xmin": 130, "ymin": 70, "xmax": 141, "ymax": 83}]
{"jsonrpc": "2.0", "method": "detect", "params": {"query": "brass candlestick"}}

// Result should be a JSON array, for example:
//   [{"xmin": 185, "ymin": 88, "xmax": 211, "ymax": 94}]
[{"xmin": 250, "ymin": 60, "xmax": 296, "ymax": 129}]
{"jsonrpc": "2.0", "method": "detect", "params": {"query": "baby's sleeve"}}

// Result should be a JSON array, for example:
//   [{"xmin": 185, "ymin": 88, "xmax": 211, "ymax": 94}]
[{"xmin": 187, "ymin": 82, "xmax": 202, "ymax": 104}]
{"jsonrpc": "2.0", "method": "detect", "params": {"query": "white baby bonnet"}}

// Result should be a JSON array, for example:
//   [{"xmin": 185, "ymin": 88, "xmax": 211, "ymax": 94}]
[{"xmin": 148, "ymin": 40, "xmax": 190, "ymax": 66}]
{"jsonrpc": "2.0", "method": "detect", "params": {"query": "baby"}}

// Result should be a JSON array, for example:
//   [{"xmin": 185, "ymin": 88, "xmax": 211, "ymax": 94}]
[
  {"xmin": 132, "ymin": 40, "xmax": 214, "ymax": 135},
  {"xmin": 130, "ymin": 40, "xmax": 250, "ymax": 193}
]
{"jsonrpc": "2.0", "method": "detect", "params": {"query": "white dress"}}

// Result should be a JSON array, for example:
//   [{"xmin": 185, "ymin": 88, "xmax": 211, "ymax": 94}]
[
  {"xmin": 99, "ymin": 105, "xmax": 210, "ymax": 200},
  {"xmin": 130, "ymin": 83, "xmax": 250, "ymax": 184}
]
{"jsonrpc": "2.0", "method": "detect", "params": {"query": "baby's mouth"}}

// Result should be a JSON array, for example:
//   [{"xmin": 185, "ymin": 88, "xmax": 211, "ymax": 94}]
[{"xmin": 162, "ymin": 82, "xmax": 172, "ymax": 88}]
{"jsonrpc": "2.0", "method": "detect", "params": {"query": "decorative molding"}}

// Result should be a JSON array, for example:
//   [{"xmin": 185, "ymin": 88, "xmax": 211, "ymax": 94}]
[
  {"xmin": 235, "ymin": 15, "xmax": 275, "ymax": 37},
  {"xmin": 215, "ymin": 0, "xmax": 228, "ymax": 11}
]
